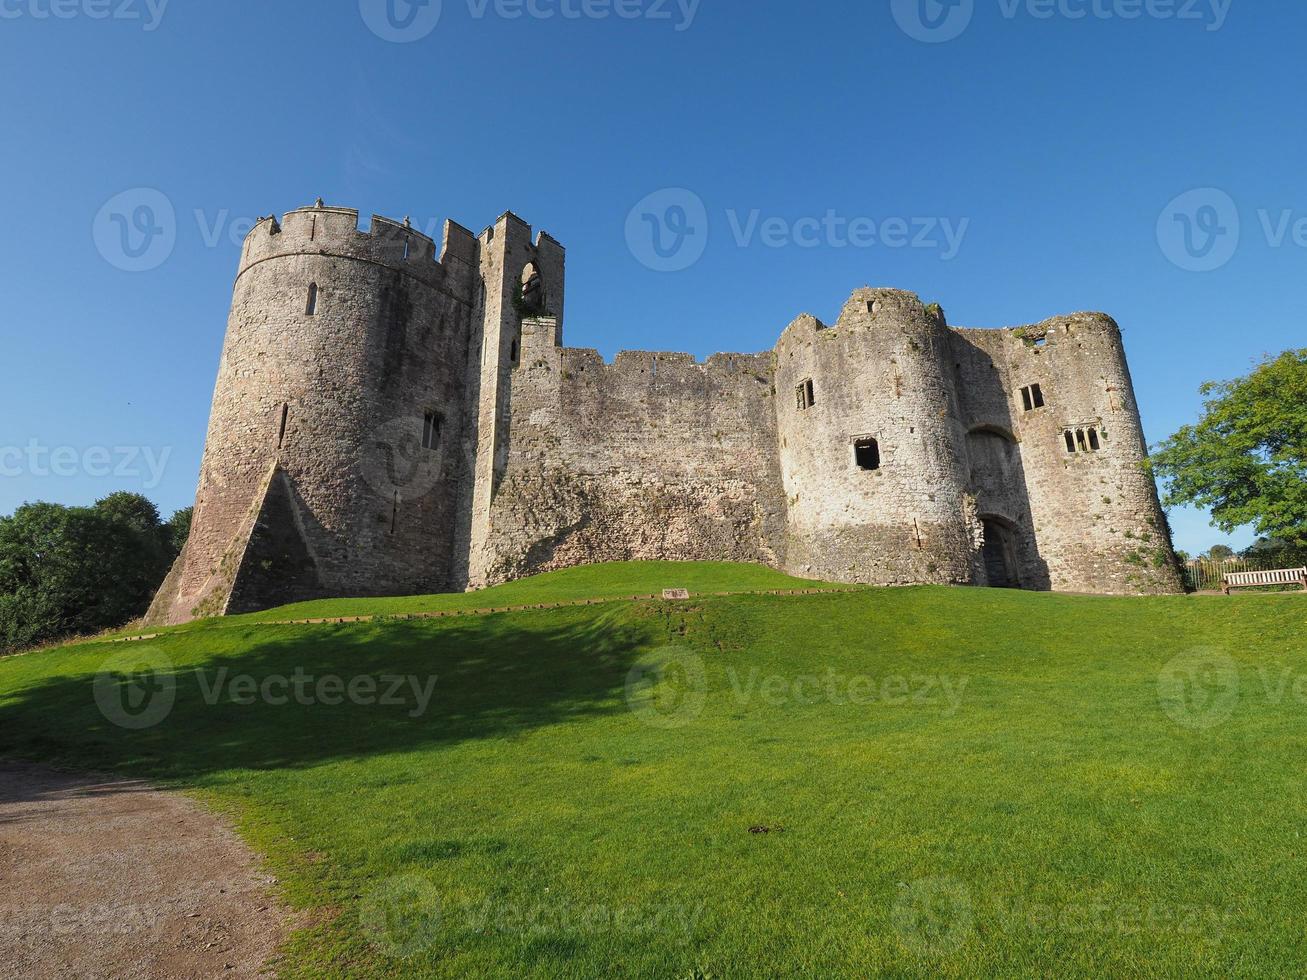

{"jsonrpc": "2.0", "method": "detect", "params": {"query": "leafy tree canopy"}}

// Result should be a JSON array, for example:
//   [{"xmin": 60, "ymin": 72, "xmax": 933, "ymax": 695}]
[
  {"xmin": 1152, "ymin": 349, "xmax": 1307, "ymax": 546},
  {"xmin": 0, "ymin": 493, "xmax": 185, "ymax": 654}
]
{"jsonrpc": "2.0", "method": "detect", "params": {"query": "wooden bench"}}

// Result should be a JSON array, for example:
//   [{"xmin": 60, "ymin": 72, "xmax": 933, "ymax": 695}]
[{"xmin": 1223, "ymin": 568, "xmax": 1307, "ymax": 594}]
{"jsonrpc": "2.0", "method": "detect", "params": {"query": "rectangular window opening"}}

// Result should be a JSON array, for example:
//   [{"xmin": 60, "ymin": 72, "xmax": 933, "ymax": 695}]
[
  {"xmin": 855, "ymin": 437, "xmax": 881, "ymax": 471},
  {"xmin": 1088, "ymin": 428, "xmax": 1101, "ymax": 451},
  {"xmin": 422, "ymin": 412, "xmax": 443, "ymax": 450},
  {"xmin": 1064, "ymin": 430, "xmax": 1076, "ymax": 453},
  {"xmin": 1075, "ymin": 429, "xmax": 1088, "ymax": 453},
  {"xmin": 796, "ymin": 378, "xmax": 815, "ymax": 411},
  {"xmin": 1020, "ymin": 384, "xmax": 1045, "ymax": 412}
]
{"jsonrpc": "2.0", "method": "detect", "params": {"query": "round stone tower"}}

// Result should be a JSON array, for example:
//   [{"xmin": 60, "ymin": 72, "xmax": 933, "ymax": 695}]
[
  {"xmin": 148, "ymin": 203, "xmax": 481, "ymax": 624},
  {"xmin": 774, "ymin": 288, "xmax": 978, "ymax": 585},
  {"xmin": 997, "ymin": 311, "xmax": 1183, "ymax": 593}
]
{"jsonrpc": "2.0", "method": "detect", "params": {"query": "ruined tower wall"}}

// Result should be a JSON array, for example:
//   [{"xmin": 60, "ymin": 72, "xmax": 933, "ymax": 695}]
[
  {"xmin": 460, "ymin": 213, "xmax": 566, "ymax": 589},
  {"xmin": 148, "ymin": 206, "xmax": 480, "ymax": 624},
  {"xmin": 472, "ymin": 330, "xmax": 787, "ymax": 587},
  {"xmin": 975, "ymin": 313, "xmax": 1182, "ymax": 594},
  {"xmin": 774, "ymin": 289, "xmax": 978, "ymax": 585},
  {"xmin": 947, "ymin": 327, "xmax": 1048, "ymax": 588}
]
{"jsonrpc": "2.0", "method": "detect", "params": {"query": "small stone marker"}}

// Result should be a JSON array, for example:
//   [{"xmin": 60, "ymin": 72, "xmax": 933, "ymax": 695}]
[{"xmin": 662, "ymin": 589, "xmax": 691, "ymax": 601}]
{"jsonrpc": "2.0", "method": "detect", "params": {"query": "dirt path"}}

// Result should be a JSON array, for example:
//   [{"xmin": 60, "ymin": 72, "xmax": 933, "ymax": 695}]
[{"xmin": 0, "ymin": 761, "xmax": 291, "ymax": 979}]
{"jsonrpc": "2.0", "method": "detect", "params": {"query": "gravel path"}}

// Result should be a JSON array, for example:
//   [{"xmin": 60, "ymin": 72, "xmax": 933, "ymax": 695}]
[{"xmin": 0, "ymin": 761, "xmax": 291, "ymax": 979}]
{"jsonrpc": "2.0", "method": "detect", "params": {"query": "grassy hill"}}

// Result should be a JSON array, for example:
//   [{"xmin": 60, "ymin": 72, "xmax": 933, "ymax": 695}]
[{"xmin": 2, "ymin": 562, "xmax": 1306, "ymax": 977}]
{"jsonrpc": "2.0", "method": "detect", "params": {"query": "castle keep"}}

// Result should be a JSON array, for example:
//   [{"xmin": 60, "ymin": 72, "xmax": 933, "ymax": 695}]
[{"xmin": 147, "ymin": 202, "xmax": 1182, "ymax": 625}]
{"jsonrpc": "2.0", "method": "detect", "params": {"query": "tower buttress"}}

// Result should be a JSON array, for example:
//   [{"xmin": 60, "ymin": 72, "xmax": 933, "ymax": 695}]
[{"xmin": 457, "ymin": 212, "xmax": 565, "ymax": 589}]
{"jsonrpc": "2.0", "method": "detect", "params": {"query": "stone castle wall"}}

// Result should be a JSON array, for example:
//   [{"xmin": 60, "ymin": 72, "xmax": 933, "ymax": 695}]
[
  {"xmin": 474, "ymin": 333, "xmax": 787, "ymax": 586},
  {"xmin": 147, "ymin": 202, "xmax": 1181, "ymax": 626}
]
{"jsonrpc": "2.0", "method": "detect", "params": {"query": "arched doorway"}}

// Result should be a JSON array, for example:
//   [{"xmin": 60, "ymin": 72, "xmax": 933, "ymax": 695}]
[{"xmin": 980, "ymin": 516, "xmax": 1021, "ymax": 589}]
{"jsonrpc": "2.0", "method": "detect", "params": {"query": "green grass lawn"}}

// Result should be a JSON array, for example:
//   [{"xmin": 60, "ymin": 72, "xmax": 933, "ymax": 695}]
[{"xmin": 2, "ymin": 562, "xmax": 1306, "ymax": 977}]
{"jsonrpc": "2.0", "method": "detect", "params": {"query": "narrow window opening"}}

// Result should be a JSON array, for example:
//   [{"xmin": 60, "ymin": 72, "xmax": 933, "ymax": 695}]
[
  {"xmin": 510, "ymin": 337, "xmax": 520, "ymax": 364},
  {"xmin": 1075, "ymin": 429, "xmax": 1088, "ymax": 453},
  {"xmin": 796, "ymin": 378, "xmax": 815, "ymax": 411},
  {"xmin": 1088, "ymin": 428, "xmax": 1101, "ymax": 451},
  {"xmin": 305, "ymin": 283, "xmax": 318, "ymax": 316},
  {"xmin": 1031, "ymin": 384, "xmax": 1045, "ymax": 408},
  {"xmin": 855, "ymin": 437, "xmax": 881, "ymax": 471},
  {"xmin": 403, "ymin": 239, "xmax": 410, "ymax": 260},
  {"xmin": 390, "ymin": 492, "xmax": 398, "ymax": 535},
  {"xmin": 1020, "ymin": 384, "xmax": 1045, "ymax": 412},
  {"xmin": 1021, "ymin": 387, "xmax": 1033, "ymax": 412},
  {"xmin": 1064, "ymin": 431, "xmax": 1076, "ymax": 453},
  {"xmin": 277, "ymin": 403, "xmax": 289, "ymax": 448},
  {"xmin": 309, "ymin": 216, "xmax": 316, "ymax": 241},
  {"xmin": 422, "ymin": 412, "xmax": 443, "ymax": 450}
]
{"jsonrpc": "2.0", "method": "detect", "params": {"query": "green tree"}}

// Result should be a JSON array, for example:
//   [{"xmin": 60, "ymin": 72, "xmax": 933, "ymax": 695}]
[
  {"xmin": 164, "ymin": 506, "xmax": 193, "ymax": 559},
  {"xmin": 0, "ymin": 495, "xmax": 174, "ymax": 653},
  {"xmin": 1152, "ymin": 349, "xmax": 1307, "ymax": 546}
]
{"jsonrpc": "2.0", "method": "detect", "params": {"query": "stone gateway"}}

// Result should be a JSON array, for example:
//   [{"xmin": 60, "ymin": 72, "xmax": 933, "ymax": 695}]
[{"xmin": 147, "ymin": 202, "xmax": 1182, "ymax": 625}]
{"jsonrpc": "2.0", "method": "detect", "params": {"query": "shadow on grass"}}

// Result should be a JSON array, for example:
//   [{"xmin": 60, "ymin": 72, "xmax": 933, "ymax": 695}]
[{"xmin": 0, "ymin": 605, "xmax": 664, "ymax": 793}]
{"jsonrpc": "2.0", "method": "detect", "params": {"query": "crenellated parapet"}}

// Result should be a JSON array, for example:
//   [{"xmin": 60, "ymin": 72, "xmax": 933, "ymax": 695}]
[{"xmin": 238, "ymin": 204, "xmax": 480, "ymax": 303}]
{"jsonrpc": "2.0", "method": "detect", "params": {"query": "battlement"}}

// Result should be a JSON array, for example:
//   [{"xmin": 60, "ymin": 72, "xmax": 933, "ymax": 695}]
[
  {"xmin": 238, "ymin": 202, "xmax": 481, "ymax": 301},
  {"xmin": 480, "ymin": 210, "xmax": 566, "ymax": 257},
  {"xmin": 546, "ymin": 346, "xmax": 772, "ymax": 382},
  {"xmin": 951, "ymin": 311, "xmax": 1120, "ymax": 342}
]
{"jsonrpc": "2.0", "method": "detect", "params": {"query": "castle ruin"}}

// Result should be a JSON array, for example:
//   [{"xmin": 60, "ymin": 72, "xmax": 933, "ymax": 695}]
[{"xmin": 147, "ymin": 202, "xmax": 1182, "ymax": 625}]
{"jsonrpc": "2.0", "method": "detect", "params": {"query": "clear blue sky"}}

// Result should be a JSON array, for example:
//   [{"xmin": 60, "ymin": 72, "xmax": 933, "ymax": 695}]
[{"xmin": 1, "ymin": 0, "xmax": 1300, "ymax": 556}]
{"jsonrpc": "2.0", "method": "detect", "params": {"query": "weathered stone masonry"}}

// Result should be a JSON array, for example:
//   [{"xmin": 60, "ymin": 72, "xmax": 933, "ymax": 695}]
[{"xmin": 147, "ymin": 203, "xmax": 1181, "ymax": 625}]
